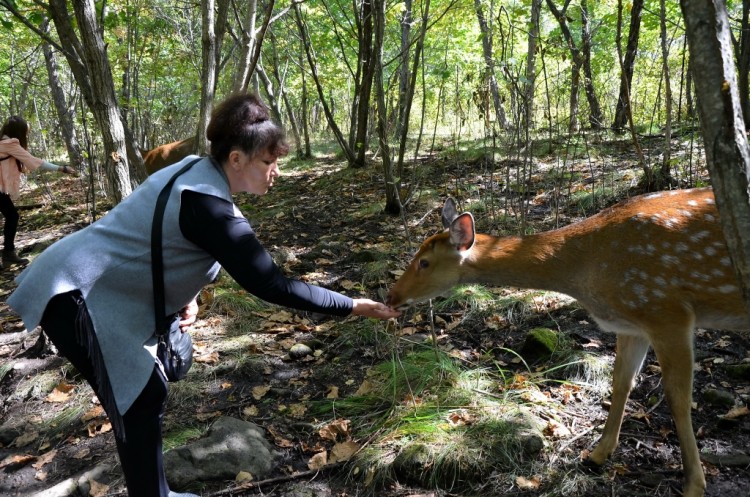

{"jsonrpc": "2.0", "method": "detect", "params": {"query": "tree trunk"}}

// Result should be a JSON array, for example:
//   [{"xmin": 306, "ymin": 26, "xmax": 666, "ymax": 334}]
[
  {"xmin": 546, "ymin": 0, "xmax": 602, "ymax": 131},
  {"xmin": 68, "ymin": 0, "xmax": 133, "ymax": 200},
  {"xmin": 195, "ymin": 0, "xmax": 217, "ymax": 156},
  {"xmin": 680, "ymin": 0, "xmax": 750, "ymax": 312},
  {"xmin": 580, "ymin": 0, "xmax": 603, "ymax": 128},
  {"xmin": 657, "ymin": 0, "xmax": 673, "ymax": 183},
  {"xmin": 298, "ymin": 52, "xmax": 312, "ymax": 158},
  {"xmin": 45, "ymin": 0, "xmax": 145, "ymax": 195},
  {"xmin": 736, "ymin": 0, "xmax": 750, "ymax": 127},
  {"xmin": 353, "ymin": 0, "xmax": 375, "ymax": 168},
  {"xmin": 474, "ymin": 0, "xmax": 508, "ymax": 130},
  {"xmin": 396, "ymin": 0, "xmax": 431, "ymax": 180},
  {"xmin": 523, "ymin": 0, "xmax": 542, "ymax": 131},
  {"xmin": 613, "ymin": 0, "xmax": 644, "ymax": 132},
  {"xmin": 41, "ymin": 18, "xmax": 84, "ymax": 170},
  {"xmin": 294, "ymin": 3, "xmax": 355, "ymax": 164},
  {"xmin": 373, "ymin": 0, "xmax": 399, "ymax": 215}
]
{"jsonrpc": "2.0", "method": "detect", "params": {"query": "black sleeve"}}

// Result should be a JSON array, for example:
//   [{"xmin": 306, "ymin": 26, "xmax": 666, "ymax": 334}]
[{"xmin": 178, "ymin": 189, "xmax": 353, "ymax": 316}]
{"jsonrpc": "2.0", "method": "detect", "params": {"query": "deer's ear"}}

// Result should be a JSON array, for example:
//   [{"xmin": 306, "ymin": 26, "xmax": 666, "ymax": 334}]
[
  {"xmin": 442, "ymin": 198, "xmax": 459, "ymax": 229},
  {"xmin": 449, "ymin": 213, "xmax": 475, "ymax": 251}
]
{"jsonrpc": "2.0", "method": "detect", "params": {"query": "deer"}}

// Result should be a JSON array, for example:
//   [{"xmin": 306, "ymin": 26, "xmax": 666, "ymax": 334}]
[
  {"xmin": 142, "ymin": 136, "xmax": 195, "ymax": 175},
  {"xmin": 386, "ymin": 188, "xmax": 750, "ymax": 497}
]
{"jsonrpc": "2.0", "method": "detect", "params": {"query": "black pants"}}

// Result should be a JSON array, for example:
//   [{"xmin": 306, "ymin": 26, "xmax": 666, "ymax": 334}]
[
  {"xmin": 0, "ymin": 191, "xmax": 19, "ymax": 251},
  {"xmin": 41, "ymin": 292, "xmax": 171, "ymax": 497}
]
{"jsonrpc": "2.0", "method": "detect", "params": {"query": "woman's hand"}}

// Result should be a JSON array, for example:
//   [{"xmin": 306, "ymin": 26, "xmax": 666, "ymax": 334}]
[
  {"xmin": 351, "ymin": 298, "xmax": 401, "ymax": 319},
  {"xmin": 178, "ymin": 298, "xmax": 200, "ymax": 332}
]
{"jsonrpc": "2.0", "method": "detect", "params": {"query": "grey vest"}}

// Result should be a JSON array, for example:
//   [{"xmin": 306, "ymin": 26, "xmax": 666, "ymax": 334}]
[{"xmin": 8, "ymin": 155, "xmax": 232, "ymax": 414}]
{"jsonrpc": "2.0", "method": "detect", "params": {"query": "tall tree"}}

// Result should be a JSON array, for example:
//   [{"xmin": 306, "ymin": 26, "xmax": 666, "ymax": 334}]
[
  {"xmin": 612, "ymin": 0, "xmax": 644, "ymax": 132},
  {"xmin": 474, "ymin": 0, "xmax": 509, "ymax": 129},
  {"xmin": 48, "ymin": 0, "xmax": 139, "ymax": 199},
  {"xmin": 546, "ymin": 0, "xmax": 604, "ymax": 131},
  {"xmin": 733, "ymin": 0, "xmax": 750, "ymax": 126},
  {"xmin": 196, "ymin": 0, "xmax": 217, "ymax": 155},
  {"xmin": 681, "ymin": 0, "xmax": 750, "ymax": 326},
  {"xmin": 352, "ymin": 0, "xmax": 376, "ymax": 168},
  {"xmin": 523, "ymin": 0, "xmax": 543, "ymax": 131},
  {"xmin": 41, "ymin": 17, "xmax": 83, "ymax": 170},
  {"xmin": 294, "ymin": 2, "xmax": 355, "ymax": 164}
]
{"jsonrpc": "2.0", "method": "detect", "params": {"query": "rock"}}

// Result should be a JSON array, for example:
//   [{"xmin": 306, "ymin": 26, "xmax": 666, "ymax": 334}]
[
  {"xmin": 520, "ymin": 327, "xmax": 559, "ymax": 363},
  {"xmin": 164, "ymin": 416, "xmax": 281, "ymax": 490},
  {"xmin": 289, "ymin": 343, "xmax": 313, "ymax": 359},
  {"xmin": 701, "ymin": 388, "xmax": 735, "ymax": 408},
  {"xmin": 724, "ymin": 363, "xmax": 750, "ymax": 381},
  {"xmin": 700, "ymin": 451, "xmax": 750, "ymax": 467}
]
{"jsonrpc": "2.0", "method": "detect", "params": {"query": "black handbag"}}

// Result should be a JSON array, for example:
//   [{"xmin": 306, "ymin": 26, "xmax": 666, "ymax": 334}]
[{"xmin": 151, "ymin": 157, "xmax": 202, "ymax": 381}]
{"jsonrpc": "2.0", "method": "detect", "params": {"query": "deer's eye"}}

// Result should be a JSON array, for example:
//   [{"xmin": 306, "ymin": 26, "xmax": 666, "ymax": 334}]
[{"xmin": 419, "ymin": 259, "xmax": 429, "ymax": 269}]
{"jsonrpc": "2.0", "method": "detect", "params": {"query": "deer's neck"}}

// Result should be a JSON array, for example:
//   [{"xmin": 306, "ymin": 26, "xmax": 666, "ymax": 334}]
[{"xmin": 462, "ymin": 230, "xmax": 579, "ymax": 295}]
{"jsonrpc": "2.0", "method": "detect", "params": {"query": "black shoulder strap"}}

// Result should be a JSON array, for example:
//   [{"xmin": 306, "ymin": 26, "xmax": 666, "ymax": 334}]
[{"xmin": 151, "ymin": 157, "xmax": 203, "ymax": 335}]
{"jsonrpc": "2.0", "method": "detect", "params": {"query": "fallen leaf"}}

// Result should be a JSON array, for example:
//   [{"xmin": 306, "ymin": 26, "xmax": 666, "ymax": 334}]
[
  {"xmin": 196, "ymin": 411, "xmax": 221, "ymax": 421},
  {"xmin": 288, "ymin": 403, "xmax": 307, "ymax": 418},
  {"xmin": 319, "ymin": 419, "xmax": 351, "ymax": 441},
  {"xmin": 516, "ymin": 475, "xmax": 541, "ymax": 490},
  {"xmin": 307, "ymin": 451, "xmax": 328, "ymax": 470},
  {"xmin": 242, "ymin": 405, "xmax": 259, "ymax": 418},
  {"xmin": 13, "ymin": 431, "xmax": 38, "ymax": 448},
  {"xmin": 87, "ymin": 420, "xmax": 112, "ymax": 437},
  {"xmin": 326, "ymin": 386, "xmax": 339, "ymax": 399},
  {"xmin": 252, "ymin": 385, "xmax": 271, "ymax": 400},
  {"xmin": 46, "ymin": 382, "xmax": 75, "ymax": 403},
  {"xmin": 32, "ymin": 449, "xmax": 57, "ymax": 470},
  {"xmin": 0, "ymin": 454, "xmax": 36, "ymax": 470},
  {"xmin": 73, "ymin": 447, "xmax": 90, "ymax": 459},
  {"xmin": 723, "ymin": 405, "xmax": 750, "ymax": 420},
  {"xmin": 89, "ymin": 479, "xmax": 109, "ymax": 497},
  {"xmin": 81, "ymin": 406, "xmax": 105, "ymax": 422},
  {"xmin": 194, "ymin": 351, "xmax": 220, "ymax": 364},
  {"xmin": 235, "ymin": 471, "xmax": 253, "ymax": 483},
  {"xmin": 329, "ymin": 441, "xmax": 360, "ymax": 463}
]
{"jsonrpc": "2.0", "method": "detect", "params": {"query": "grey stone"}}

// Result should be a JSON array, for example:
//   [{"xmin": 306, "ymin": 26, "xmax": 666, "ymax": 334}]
[{"xmin": 164, "ymin": 416, "xmax": 281, "ymax": 490}]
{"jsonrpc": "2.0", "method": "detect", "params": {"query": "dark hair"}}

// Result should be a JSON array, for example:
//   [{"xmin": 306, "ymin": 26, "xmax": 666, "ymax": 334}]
[
  {"xmin": 1, "ymin": 115, "xmax": 29, "ymax": 149},
  {"xmin": 207, "ymin": 93, "xmax": 289, "ymax": 164}
]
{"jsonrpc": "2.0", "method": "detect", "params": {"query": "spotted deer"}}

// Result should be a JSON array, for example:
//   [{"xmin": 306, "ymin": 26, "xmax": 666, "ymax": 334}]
[{"xmin": 386, "ymin": 188, "xmax": 749, "ymax": 497}]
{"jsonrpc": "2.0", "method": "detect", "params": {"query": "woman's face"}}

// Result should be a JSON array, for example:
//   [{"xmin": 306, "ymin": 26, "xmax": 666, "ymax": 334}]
[{"xmin": 225, "ymin": 148, "xmax": 280, "ymax": 195}]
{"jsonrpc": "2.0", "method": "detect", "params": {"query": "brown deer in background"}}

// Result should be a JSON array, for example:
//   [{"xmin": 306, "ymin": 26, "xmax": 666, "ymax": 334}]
[
  {"xmin": 386, "ymin": 188, "xmax": 749, "ymax": 497},
  {"xmin": 141, "ymin": 136, "xmax": 195, "ymax": 175}
]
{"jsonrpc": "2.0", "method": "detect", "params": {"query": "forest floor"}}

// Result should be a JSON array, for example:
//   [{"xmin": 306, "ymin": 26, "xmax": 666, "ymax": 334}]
[{"xmin": 1, "ymin": 131, "xmax": 749, "ymax": 497}]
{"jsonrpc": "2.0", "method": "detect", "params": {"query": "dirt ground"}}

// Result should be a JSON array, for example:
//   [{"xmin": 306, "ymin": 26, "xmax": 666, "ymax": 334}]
[{"xmin": 1, "ymin": 140, "xmax": 749, "ymax": 497}]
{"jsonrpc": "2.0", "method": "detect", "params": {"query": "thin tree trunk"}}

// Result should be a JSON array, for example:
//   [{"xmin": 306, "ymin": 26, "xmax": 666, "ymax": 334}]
[
  {"xmin": 657, "ymin": 0, "xmax": 673, "ymax": 182},
  {"xmin": 373, "ymin": 0, "xmax": 399, "ymax": 215},
  {"xmin": 613, "ymin": 0, "xmax": 644, "ymax": 131},
  {"xmin": 474, "ymin": 0, "xmax": 508, "ymax": 129},
  {"xmin": 614, "ymin": 0, "xmax": 646, "ymax": 172},
  {"xmin": 41, "ymin": 17, "xmax": 84, "ymax": 170},
  {"xmin": 736, "ymin": 0, "xmax": 750, "ymax": 126},
  {"xmin": 580, "ymin": 0, "xmax": 603, "ymax": 128},
  {"xmin": 523, "ymin": 0, "xmax": 542, "ymax": 131},
  {"xmin": 196, "ymin": 0, "xmax": 217, "ymax": 156},
  {"xmin": 294, "ymin": 3, "xmax": 355, "ymax": 164},
  {"xmin": 298, "ymin": 52, "xmax": 312, "ymax": 158},
  {"xmin": 353, "ymin": 0, "xmax": 375, "ymax": 168}
]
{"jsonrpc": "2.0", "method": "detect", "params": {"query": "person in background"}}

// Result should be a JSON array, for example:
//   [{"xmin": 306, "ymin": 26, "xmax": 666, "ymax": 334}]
[
  {"xmin": 8, "ymin": 93, "xmax": 400, "ymax": 497},
  {"xmin": 0, "ymin": 115, "xmax": 77, "ymax": 267}
]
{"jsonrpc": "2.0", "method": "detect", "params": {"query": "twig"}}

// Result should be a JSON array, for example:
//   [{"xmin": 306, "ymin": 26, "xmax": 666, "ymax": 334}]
[{"xmin": 206, "ymin": 462, "xmax": 346, "ymax": 496}]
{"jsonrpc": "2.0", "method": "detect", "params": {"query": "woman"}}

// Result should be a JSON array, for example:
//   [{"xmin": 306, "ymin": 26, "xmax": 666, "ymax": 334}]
[
  {"xmin": 0, "ymin": 115, "xmax": 76, "ymax": 267},
  {"xmin": 8, "ymin": 94, "xmax": 400, "ymax": 497}
]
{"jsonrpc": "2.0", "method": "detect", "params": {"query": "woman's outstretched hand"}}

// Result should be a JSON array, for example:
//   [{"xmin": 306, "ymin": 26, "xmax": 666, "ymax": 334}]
[{"xmin": 351, "ymin": 298, "xmax": 401, "ymax": 319}]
